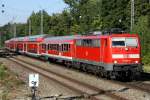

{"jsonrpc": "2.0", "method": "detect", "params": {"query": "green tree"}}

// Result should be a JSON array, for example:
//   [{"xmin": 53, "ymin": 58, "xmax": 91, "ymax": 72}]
[
  {"xmin": 28, "ymin": 10, "xmax": 50, "ymax": 35},
  {"xmin": 133, "ymin": 15, "xmax": 150, "ymax": 65}
]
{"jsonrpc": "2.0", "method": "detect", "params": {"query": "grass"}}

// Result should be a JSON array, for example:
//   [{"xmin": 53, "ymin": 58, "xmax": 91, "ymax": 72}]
[
  {"xmin": 144, "ymin": 65, "xmax": 150, "ymax": 73},
  {"xmin": 0, "ymin": 63, "xmax": 7, "ymax": 80},
  {"xmin": 0, "ymin": 63, "xmax": 25, "ymax": 100}
]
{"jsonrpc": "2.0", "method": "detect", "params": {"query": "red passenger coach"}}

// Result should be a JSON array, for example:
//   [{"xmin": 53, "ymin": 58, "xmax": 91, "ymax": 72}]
[
  {"xmin": 5, "ymin": 38, "xmax": 17, "ymax": 51},
  {"xmin": 16, "ymin": 37, "xmax": 27, "ymax": 53},
  {"xmin": 5, "ymin": 40, "xmax": 10, "ymax": 49},
  {"xmin": 5, "ymin": 37, "xmax": 28, "ymax": 53},
  {"xmin": 25, "ymin": 35, "xmax": 46, "ymax": 57},
  {"xmin": 41, "ymin": 35, "xmax": 80, "ymax": 63}
]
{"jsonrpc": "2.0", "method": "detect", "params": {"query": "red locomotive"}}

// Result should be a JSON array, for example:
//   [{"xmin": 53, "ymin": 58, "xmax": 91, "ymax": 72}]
[{"xmin": 5, "ymin": 29, "xmax": 143, "ymax": 80}]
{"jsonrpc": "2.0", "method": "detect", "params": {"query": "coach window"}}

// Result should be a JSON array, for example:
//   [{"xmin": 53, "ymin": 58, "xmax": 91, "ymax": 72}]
[
  {"xmin": 56, "ymin": 44, "xmax": 59, "ymax": 51},
  {"xmin": 51, "ymin": 44, "xmax": 53, "ymax": 50},
  {"xmin": 53, "ymin": 44, "xmax": 56, "ymax": 50},
  {"xmin": 61, "ymin": 44, "xmax": 70, "ymax": 51},
  {"xmin": 64, "ymin": 44, "xmax": 67, "ymax": 51},
  {"xmin": 42, "ymin": 44, "xmax": 46, "ymax": 50},
  {"xmin": 47, "ymin": 44, "xmax": 49, "ymax": 50},
  {"xmin": 51, "ymin": 44, "xmax": 54, "ymax": 50},
  {"xmin": 49, "ymin": 44, "xmax": 51, "ymax": 50},
  {"xmin": 48, "ymin": 44, "xmax": 53, "ymax": 50},
  {"xmin": 65, "ymin": 44, "xmax": 68, "ymax": 51},
  {"xmin": 53, "ymin": 44, "xmax": 55, "ymax": 50},
  {"xmin": 60, "ymin": 44, "xmax": 63, "ymax": 51},
  {"xmin": 55, "ymin": 44, "xmax": 57, "ymax": 50},
  {"xmin": 47, "ymin": 44, "xmax": 50, "ymax": 50},
  {"xmin": 68, "ymin": 44, "xmax": 70, "ymax": 50}
]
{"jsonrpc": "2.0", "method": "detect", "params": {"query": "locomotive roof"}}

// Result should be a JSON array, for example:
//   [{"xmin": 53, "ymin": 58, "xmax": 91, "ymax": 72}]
[{"xmin": 44, "ymin": 35, "xmax": 81, "ymax": 43}]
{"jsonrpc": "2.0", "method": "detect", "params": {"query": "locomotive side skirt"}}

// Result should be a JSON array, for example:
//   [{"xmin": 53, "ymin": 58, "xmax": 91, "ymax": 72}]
[{"xmin": 73, "ymin": 58, "xmax": 142, "ymax": 71}]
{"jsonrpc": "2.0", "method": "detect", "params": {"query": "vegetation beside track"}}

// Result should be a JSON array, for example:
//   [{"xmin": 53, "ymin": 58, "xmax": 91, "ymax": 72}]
[
  {"xmin": 0, "ymin": 63, "xmax": 25, "ymax": 100},
  {"xmin": 144, "ymin": 65, "xmax": 150, "ymax": 73}
]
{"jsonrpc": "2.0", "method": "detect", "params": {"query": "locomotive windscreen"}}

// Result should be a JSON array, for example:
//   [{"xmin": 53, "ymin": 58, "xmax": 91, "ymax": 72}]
[
  {"xmin": 126, "ymin": 38, "xmax": 138, "ymax": 47},
  {"xmin": 112, "ymin": 37, "xmax": 138, "ymax": 47}
]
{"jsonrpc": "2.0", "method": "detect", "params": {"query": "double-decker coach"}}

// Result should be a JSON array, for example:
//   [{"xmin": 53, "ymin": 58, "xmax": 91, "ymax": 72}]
[
  {"xmin": 5, "ymin": 40, "xmax": 10, "ymax": 49},
  {"xmin": 41, "ymin": 35, "xmax": 80, "ymax": 65},
  {"xmin": 16, "ymin": 37, "xmax": 27, "ymax": 53},
  {"xmin": 5, "ymin": 37, "xmax": 28, "ymax": 53},
  {"xmin": 25, "ymin": 34, "xmax": 46, "ymax": 57},
  {"xmin": 6, "ymin": 38, "xmax": 17, "ymax": 52}
]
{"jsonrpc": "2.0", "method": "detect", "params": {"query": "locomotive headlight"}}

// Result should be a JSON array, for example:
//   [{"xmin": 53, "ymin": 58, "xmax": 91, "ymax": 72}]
[
  {"xmin": 135, "ymin": 61, "xmax": 138, "ymax": 63},
  {"xmin": 114, "ymin": 60, "xmax": 117, "ymax": 64}
]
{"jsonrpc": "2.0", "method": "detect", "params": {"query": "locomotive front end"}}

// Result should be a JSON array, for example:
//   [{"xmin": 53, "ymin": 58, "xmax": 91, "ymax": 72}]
[{"xmin": 110, "ymin": 34, "xmax": 143, "ymax": 80}]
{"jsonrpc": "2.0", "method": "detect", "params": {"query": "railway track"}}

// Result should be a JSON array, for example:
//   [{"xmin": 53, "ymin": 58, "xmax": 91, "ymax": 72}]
[
  {"xmin": 28, "ymin": 56, "xmax": 150, "ymax": 94},
  {"xmin": 0, "ymin": 49, "xmax": 16, "ymax": 57},
  {"xmin": 141, "ymin": 72, "xmax": 150, "ymax": 79},
  {"xmin": 126, "ymin": 81, "xmax": 150, "ymax": 93},
  {"xmin": 7, "ymin": 57, "xmax": 127, "ymax": 100},
  {"xmin": 106, "ymin": 78, "xmax": 150, "ymax": 94}
]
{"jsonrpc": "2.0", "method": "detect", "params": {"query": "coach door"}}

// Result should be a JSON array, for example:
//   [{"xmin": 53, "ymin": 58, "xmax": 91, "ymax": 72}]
[
  {"xmin": 100, "ymin": 39, "xmax": 107, "ymax": 62},
  {"xmin": 24, "ymin": 43, "xmax": 27, "ymax": 52}
]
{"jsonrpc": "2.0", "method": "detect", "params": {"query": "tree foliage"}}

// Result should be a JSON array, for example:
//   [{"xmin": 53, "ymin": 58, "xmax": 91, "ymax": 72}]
[
  {"xmin": 0, "ymin": 0, "xmax": 150, "ymax": 64},
  {"xmin": 133, "ymin": 15, "xmax": 150, "ymax": 65}
]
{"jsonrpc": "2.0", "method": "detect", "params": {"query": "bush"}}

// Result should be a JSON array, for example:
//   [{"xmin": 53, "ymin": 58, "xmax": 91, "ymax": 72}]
[
  {"xmin": 142, "ymin": 53, "xmax": 150, "ymax": 66},
  {"xmin": 133, "ymin": 15, "xmax": 150, "ymax": 65},
  {"xmin": 0, "ymin": 64, "xmax": 7, "ymax": 80}
]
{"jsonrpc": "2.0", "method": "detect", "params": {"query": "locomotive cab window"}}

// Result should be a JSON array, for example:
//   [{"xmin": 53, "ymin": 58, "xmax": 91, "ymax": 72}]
[
  {"xmin": 112, "ymin": 38, "xmax": 125, "ymax": 47},
  {"xmin": 126, "ymin": 38, "xmax": 138, "ymax": 47},
  {"xmin": 112, "ymin": 37, "xmax": 138, "ymax": 47}
]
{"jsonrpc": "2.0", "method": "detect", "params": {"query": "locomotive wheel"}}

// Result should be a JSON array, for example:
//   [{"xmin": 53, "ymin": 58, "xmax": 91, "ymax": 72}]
[
  {"xmin": 65, "ymin": 61, "xmax": 72, "ymax": 68},
  {"xmin": 135, "ymin": 72, "xmax": 141, "ymax": 81},
  {"xmin": 80, "ymin": 63, "xmax": 87, "ymax": 72},
  {"xmin": 101, "ymin": 72, "xmax": 105, "ymax": 78},
  {"xmin": 126, "ymin": 70, "xmax": 134, "ymax": 81}
]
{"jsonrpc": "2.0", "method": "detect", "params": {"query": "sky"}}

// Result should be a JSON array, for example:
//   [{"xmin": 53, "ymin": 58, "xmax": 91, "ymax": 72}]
[{"xmin": 0, "ymin": 0, "xmax": 68, "ymax": 26}]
